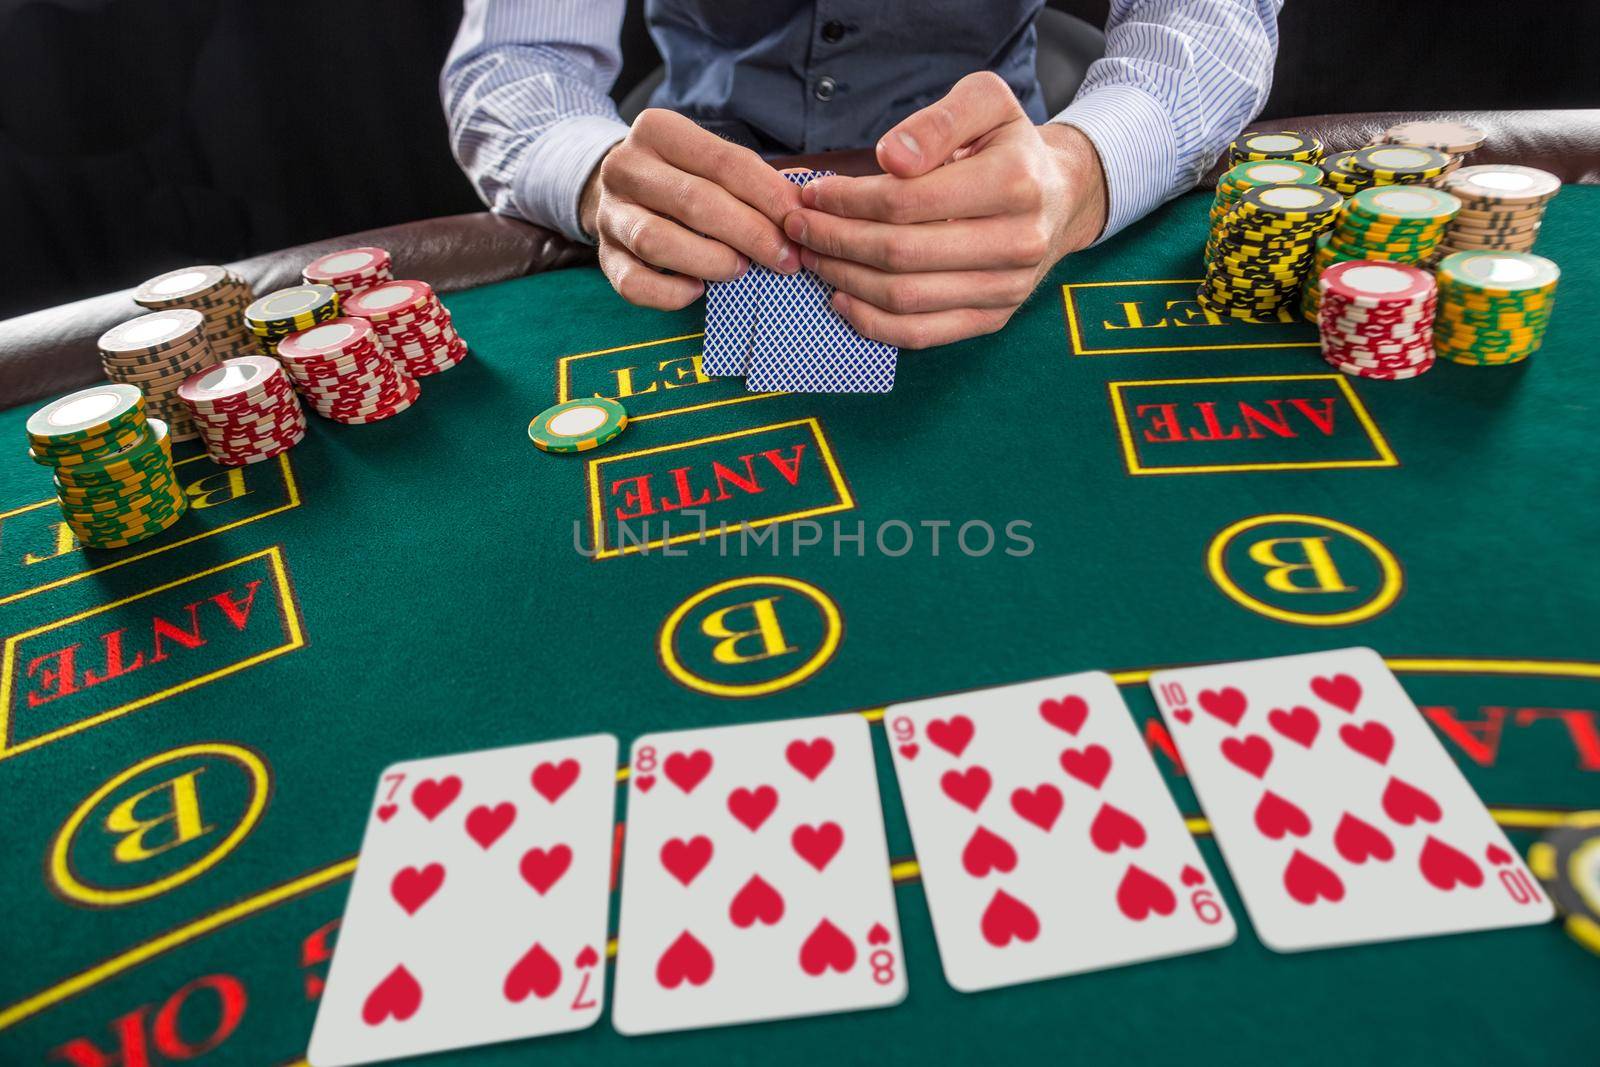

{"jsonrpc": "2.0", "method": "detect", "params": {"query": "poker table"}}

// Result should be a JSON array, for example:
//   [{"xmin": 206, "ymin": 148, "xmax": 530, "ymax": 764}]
[{"xmin": 1, "ymin": 181, "xmax": 1598, "ymax": 1065}]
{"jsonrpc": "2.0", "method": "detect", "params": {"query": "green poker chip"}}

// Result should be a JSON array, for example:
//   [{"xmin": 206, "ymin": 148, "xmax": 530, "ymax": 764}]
[{"xmin": 528, "ymin": 397, "xmax": 628, "ymax": 454}]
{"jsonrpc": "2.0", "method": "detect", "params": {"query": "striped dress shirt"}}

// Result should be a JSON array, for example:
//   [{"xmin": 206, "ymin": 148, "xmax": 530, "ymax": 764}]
[{"xmin": 441, "ymin": 1, "xmax": 1282, "ymax": 245}]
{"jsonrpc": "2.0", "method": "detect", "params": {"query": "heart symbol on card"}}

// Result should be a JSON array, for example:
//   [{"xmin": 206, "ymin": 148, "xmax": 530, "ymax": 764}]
[
  {"xmin": 503, "ymin": 942, "xmax": 561, "ymax": 1003},
  {"xmin": 1333, "ymin": 812, "xmax": 1394, "ymax": 865},
  {"xmin": 727, "ymin": 785, "xmax": 778, "ymax": 832},
  {"xmin": 655, "ymin": 931, "xmax": 714, "ymax": 989},
  {"xmin": 1116, "ymin": 864, "xmax": 1176, "ymax": 921},
  {"xmin": 1199, "ymin": 687, "xmax": 1247, "ymax": 727},
  {"xmin": 531, "ymin": 759, "xmax": 580, "ymax": 804},
  {"xmin": 634, "ymin": 774, "xmax": 655, "ymax": 792},
  {"xmin": 1060, "ymin": 744, "xmax": 1112, "ymax": 789},
  {"xmin": 1180, "ymin": 864, "xmax": 1206, "ymax": 887},
  {"xmin": 1090, "ymin": 802, "xmax": 1147, "ymax": 854},
  {"xmin": 1283, "ymin": 850, "xmax": 1345, "ymax": 905},
  {"xmin": 1173, "ymin": 708, "xmax": 1194, "ymax": 724},
  {"xmin": 664, "ymin": 749, "xmax": 713, "ymax": 794},
  {"xmin": 940, "ymin": 766, "xmax": 992, "ymax": 811},
  {"xmin": 867, "ymin": 922, "xmax": 891, "ymax": 946},
  {"xmin": 927, "ymin": 715, "xmax": 975, "ymax": 757},
  {"xmin": 362, "ymin": 964, "xmax": 422, "ymax": 1026},
  {"xmin": 519, "ymin": 845, "xmax": 572, "ymax": 895},
  {"xmin": 1311, "ymin": 673, "xmax": 1362, "ymax": 713},
  {"xmin": 465, "ymin": 802, "xmax": 516, "ymax": 850},
  {"xmin": 1254, "ymin": 791, "xmax": 1311, "ymax": 840},
  {"xmin": 785, "ymin": 738, "xmax": 834, "ymax": 780},
  {"xmin": 1220, "ymin": 735, "xmax": 1272, "ymax": 779},
  {"xmin": 1339, "ymin": 721, "xmax": 1394, "ymax": 765},
  {"xmin": 375, "ymin": 804, "xmax": 398, "ymax": 823},
  {"xmin": 729, "ymin": 874, "xmax": 785, "ymax": 928},
  {"xmin": 411, "ymin": 776, "xmax": 461, "ymax": 821},
  {"xmin": 961, "ymin": 826, "xmax": 1018, "ymax": 877},
  {"xmin": 799, "ymin": 918, "xmax": 857, "ymax": 976},
  {"xmin": 1010, "ymin": 784, "xmax": 1063, "ymax": 831},
  {"xmin": 792, "ymin": 822, "xmax": 844, "ymax": 872},
  {"xmin": 898, "ymin": 743, "xmax": 920, "ymax": 760},
  {"xmin": 1382, "ymin": 776, "xmax": 1441, "ymax": 826},
  {"xmin": 660, "ymin": 835, "xmax": 713, "ymax": 886},
  {"xmin": 1268, "ymin": 706, "xmax": 1319, "ymax": 748},
  {"xmin": 1486, "ymin": 844, "xmax": 1513, "ymax": 866},
  {"xmin": 981, "ymin": 889, "xmax": 1040, "ymax": 947},
  {"xmin": 390, "ymin": 863, "xmax": 444, "ymax": 916},
  {"xmin": 575, "ymin": 945, "xmax": 600, "ymax": 969},
  {"xmin": 1419, "ymin": 835, "xmax": 1484, "ymax": 891},
  {"xmin": 1039, "ymin": 695, "xmax": 1089, "ymax": 735}
]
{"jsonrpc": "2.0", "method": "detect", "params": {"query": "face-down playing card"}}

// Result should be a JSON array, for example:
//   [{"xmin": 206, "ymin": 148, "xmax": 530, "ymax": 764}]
[
  {"xmin": 611, "ymin": 712, "xmax": 906, "ymax": 1034},
  {"xmin": 702, "ymin": 262, "xmax": 770, "ymax": 378},
  {"xmin": 1148, "ymin": 648, "xmax": 1552, "ymax": 952},
  {"xmin": 887, "ymin": 670, "xmax": 1235, "ymax": 992},
  {"xmin": 745, "ymin": 169, "xmax": 899, "ymax": 394},
  {"xmin": 307, "ymin": 734, "xmax": 618, "ymax": 1066}
]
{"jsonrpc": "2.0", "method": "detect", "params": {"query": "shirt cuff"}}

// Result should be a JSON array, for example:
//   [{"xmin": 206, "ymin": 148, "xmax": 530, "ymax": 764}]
[
  {"xmin": 513, "ymin": 114, "xmax": 630, "ymax": 244},
  {"xmin": 1050, "ymin": 84, "xmax": 1179, "ymax": 245}
]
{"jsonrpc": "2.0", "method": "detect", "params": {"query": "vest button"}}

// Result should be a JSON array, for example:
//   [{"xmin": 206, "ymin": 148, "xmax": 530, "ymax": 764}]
[
  {"xmin": 821, "ymin": 20, "xmax": 846, "ymax": 42},
  {"xmin": 815, "ymin": 76, "xmax": 837, "ymax": 102}
]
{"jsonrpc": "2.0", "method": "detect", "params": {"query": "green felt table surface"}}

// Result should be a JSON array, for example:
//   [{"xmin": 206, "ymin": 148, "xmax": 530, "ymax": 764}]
[{"xmin": 0, "ymin": 187, "xmax": 1597, "ymax": 1065}]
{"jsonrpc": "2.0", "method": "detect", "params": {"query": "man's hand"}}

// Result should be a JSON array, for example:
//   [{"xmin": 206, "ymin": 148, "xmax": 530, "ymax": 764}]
[
  {"xmin": 583, "ymin": 109, "xmax": 803, "ymax": 310},
  {"xmin": 783, "ymin": 71, "xmax": 1109, "ymax": 349}
]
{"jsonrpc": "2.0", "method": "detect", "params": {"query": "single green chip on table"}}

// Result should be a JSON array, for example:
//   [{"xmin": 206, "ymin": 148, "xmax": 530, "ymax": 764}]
[{"xmin": 527, "ymin": 396, "xmax": 628, "ymax": 453}]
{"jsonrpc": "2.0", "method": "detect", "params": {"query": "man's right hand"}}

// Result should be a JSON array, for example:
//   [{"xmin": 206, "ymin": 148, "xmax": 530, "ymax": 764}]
[{"xmin": 582, "ymin": 109, "xmax": 803, "ymax": 310}]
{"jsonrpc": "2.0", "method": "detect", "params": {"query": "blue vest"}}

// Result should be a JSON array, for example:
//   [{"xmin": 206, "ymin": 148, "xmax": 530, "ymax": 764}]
[{"xmin": 646, "ymin": 0, "xmax": 1047, "ymax": 153}]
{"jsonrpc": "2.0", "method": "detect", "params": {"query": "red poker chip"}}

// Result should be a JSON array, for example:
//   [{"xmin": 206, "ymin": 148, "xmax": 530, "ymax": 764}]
[
  {"xmin": 1322, "ymin": 331, "xmax": 1433, "ymax": 354},
  {"xmin": 278, "ymin": 318, "xmax": 378, "ymax": 358},
  {"xmin": 344, "ymin": 280, "xmax": 435, "ymax": 322},
  {"xmin": 1326, "ymin": 358, "xmax": 1435, "ymax": 380},
  {"xmin": 302, "ymin": 247, "xmax": 393, "ymax": 288}
]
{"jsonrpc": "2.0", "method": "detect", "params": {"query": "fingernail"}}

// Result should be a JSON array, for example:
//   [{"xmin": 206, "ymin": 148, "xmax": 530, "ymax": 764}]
[
  {"xmin": 784, "ymin": 214, "xmax": 806, "ymax": 242},
  {"xmin": 831, "ymin": 292, "xmax": 850, "ymax": 316},
  {"xmin": 776, "ymin": 242, "xmax": 800, "ymax": 271},
  {"xmin": 735, "ymin": 255, "xmax": 750, "ymax": 275},
  {"xmin": 896, "ymin": 131, "xmax": 921, "ymax": 159},
  {"xmin": 799, "ymin": 248, "xmax": 818, "ymax": 271},
  {"xmin": 801, "ymin": 183, "xmax": 819, "ymax": 207}
]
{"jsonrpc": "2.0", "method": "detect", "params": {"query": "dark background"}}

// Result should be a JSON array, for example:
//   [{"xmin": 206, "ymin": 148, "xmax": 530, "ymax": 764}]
[{"xmin": 2, "ymin": 0, "xmax": 1595, "ymax": 320}]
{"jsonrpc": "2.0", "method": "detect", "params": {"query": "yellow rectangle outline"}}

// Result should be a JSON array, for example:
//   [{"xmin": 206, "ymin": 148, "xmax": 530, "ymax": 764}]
[
  {"xmin": 0, "ymin": 452, "xmax": 300, "ymax": 607},
  {"xmin": 3, "ymin": 653, "xmax": 1594, "ymax": 1037},
  {"xmin": 1062, "ymin": 278, "xmax": 1320, "ymax": 356},
  {"xmin": 586, "ymin": 417, "xmax": 854, "ymax": 559},
  {"xmin": 0, "ymin": 545, "xmax": 306, "ymax": 761},
  {"xmin": 1108, "ymin": 373, "xmax": 1399, "ymax": 476},
  {"xmin": 556, "ymin": 332, "xmax": 785, "ymax": 422}
]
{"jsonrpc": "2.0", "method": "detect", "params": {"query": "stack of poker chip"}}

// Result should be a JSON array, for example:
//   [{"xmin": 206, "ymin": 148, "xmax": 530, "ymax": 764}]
[
  {"xmin": 1318, "ymin": 151, "xmax": 1377, "ymax": 197},
  {"xmin": 1379, "ymin": 120, "xmax": 1486, "ymax": 179},
  {"xmin": 178, "ymin": 356, "xmax": 308, "ymax": 464},
  {"xmin": 97, "ymin": 310, "xmax": 219, "ymax": 442},
  {"xmin": 342, "ymin": 280, "xmax": 469, "ymax": 377},
  {"xmin": 277, "ymin": 318, "xmax": 420, "ymax": 424},
  {"xmin": 1435, "ymin": 164, "xmax": 1559, "ymax": 258},
  {"xmin": 1317, "ymin": 261, "xmax": 1437, "ymax": 380},
  {"xmin": 244, "ymin": 284, "xmax": 342, "ymax": 355},
  {"xmin": 133, "ymin": 265, "xmax": 257, "ymax": 360},
  {"xmin": 302, "ymin": 247, "xmax": 394, "ymax": 299},
  {"xmin": 1345, "ymin": 145, "xmax": 1451, "ymax": 189},
  {"xmin": 1199, "ymin": 183, "xmax": 1343, "ymax": 323},
  {"xmin": 27, "ymin": 384, "xmax": 188, "ymax": 548},
  {"xmin": 1300, "ymin": 185, "xmax": 1460, "ymax": 322},
  {"xmin": 1529, "ymin": 814, "xmax": 1600, "ymax": 958},
  {"xmin": 1432, "ymin": 250, "xmax": 1559, "ymax": 367},
  {"xmin": 1226, "ymin": 131, "xmax": 1323, "ymax": 167},
  {"xmin": 1208, "ymin": 160, "xmax": 1323, "ymax": 232}
]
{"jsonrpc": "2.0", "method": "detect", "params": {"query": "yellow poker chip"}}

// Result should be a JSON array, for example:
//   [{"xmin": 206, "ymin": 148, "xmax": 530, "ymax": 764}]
[{"xmin": 528, "ymin": 398, "xmax": 628, "ymax": 454}]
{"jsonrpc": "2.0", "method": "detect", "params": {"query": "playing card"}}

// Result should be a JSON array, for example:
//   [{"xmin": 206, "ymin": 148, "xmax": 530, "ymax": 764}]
[
  {"xmin": 745, "ymin": 170, "xmax": 898, "ymax": 394},
  {"xmin": 1149, "ymin": 648, "xmax": 1553, "ymax": 952},
  {"xmin": 886, "ymin": 671, "xmax": 1235, "ymax": 992},
  {"xmin": 702, "ymin": 264, "xmax": 770, "ymax": 377},
  {"xmin": 307, "ymin": 735, "xmax": 618, "ymax": 1066},
  {"xmin": 611, "ymin": 713, "xmax": 906, "ymax": 1035}
]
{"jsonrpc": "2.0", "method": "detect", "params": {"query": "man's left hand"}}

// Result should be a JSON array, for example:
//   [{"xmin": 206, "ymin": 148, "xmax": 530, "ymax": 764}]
[{"xmin": 784, "ymin": 71, "xmax": 1109, "ymax": 349}]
